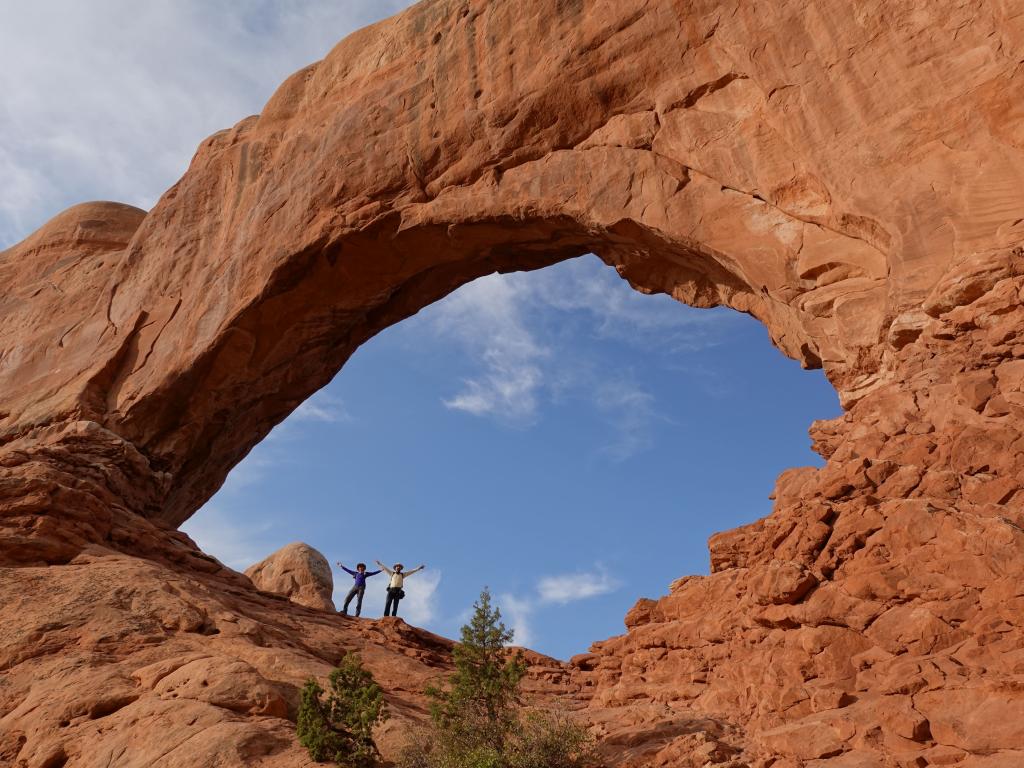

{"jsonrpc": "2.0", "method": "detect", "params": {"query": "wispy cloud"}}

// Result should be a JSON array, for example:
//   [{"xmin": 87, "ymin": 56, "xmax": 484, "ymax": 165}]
[
  {"xmin": 593, "ymin": 379, "xmax": 659, "ymax": 461},
  {"xmin": 180, "ymin": 505, "xmax": 277, "ymax": 570},
  {"xmin": 0, "ymin": 0, "xmax": 412, "ymax": 248},
  {"xmin": 537, "ymin": 566, "xmax": 621, "ymax": 605},
  {"xmin": 213, "ymin": 390, "xmax": 346, "ymax": 492},
  {"xmin": 420, "ymin": 255, "xmax": 732, "ymax": 458},
  {"xmin": 220, "ymin": 451, "xmax": 280, "ymax": 493},
  {"xmin": 434, "ymin": 274, "xmax": 549, "ymax": 425},
  {"xmin": 293, "ymin": 392, "xmax": 350, "ymax": 423},
  {"xmin": 527, "ymin": 257, "xmax": 730, "ymax": 353},
  {"xmin": 402, "ymin": 569, "xmax": 443, "ymax": 625},
  {"xmin": 444, "ymin": 360, "xmax": 544, "ymax": 422},
  {"xmin": 490, "ymin": 565, "xmax": 621, "ymax": 653},
  {"xmin": 499, "ymin": 593, "xmax": 536, "ymax": 648}
]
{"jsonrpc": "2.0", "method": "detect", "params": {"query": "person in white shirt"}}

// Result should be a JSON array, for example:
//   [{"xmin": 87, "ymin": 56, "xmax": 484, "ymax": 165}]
[{"xmin": 375, "ymin": 560, "xmax": 425, "ymax": 617}]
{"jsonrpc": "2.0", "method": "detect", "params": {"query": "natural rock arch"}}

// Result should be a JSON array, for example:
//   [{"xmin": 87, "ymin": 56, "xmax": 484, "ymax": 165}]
[
  {"xmin": 8, "ymin": 0, "xmax": 1014, "ymax": 529},
  {"xmin": 2, "ymin": 0, "xmax": 1024, "ymax": 764}
]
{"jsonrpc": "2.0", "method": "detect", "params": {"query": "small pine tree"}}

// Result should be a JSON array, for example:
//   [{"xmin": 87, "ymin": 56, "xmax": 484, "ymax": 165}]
[
  {"xmin": 506, "ymin": 711, "xmax": 598, "ymax": 768},
  {"xmin": 402, "ymin": 588, "xmax": 598, "ymax": 768},
  {"xmin": 297, "ymin": 652, "xmax": 389, "ymax": 766},
  {"xmin": 427, "ymin": 588, "xmax": 527, "ymax": 753},
  {"xmin": 298, "ymin": 678, "xmax": 347, "ymax": 762}
]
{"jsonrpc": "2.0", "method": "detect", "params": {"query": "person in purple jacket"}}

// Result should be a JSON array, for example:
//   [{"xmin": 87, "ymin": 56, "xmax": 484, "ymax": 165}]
[{"xmin": 335, "ymin": 561, "xmax": 381, "ymax": 617}]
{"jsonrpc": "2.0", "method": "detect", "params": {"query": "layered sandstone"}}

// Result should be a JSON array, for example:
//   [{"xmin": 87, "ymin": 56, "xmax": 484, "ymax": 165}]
[
  {"xmin": 2, "ymin": 0, "xmax": 1024, "ymax": 765},
  {"xmin": 245, "ymin": 542, "xmax": 336, "ymax": 612}
]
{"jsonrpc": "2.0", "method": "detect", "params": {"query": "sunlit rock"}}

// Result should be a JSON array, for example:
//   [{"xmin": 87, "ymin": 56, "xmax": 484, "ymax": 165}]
[{"xmin": 245, "ymin": 542, "xmax": 335, "ymax": 612}]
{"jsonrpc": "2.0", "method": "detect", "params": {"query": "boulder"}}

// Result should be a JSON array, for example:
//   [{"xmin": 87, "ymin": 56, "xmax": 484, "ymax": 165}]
[{"xmin": 245, "ymin": 542, "xmax": 335, "ymax": 611}]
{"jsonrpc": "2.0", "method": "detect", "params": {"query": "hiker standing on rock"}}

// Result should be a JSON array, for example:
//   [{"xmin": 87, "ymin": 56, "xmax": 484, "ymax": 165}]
[
  {"xmin": 376, "ymin": 561, "xmax": 424, "ymax": 617},
  {"xmin": 336, "ymin": 561, "xmax": 381, "ymax": 617}
]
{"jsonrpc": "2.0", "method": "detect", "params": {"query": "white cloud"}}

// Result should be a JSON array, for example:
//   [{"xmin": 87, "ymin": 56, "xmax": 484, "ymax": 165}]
[
  {"xmin": 435, "ymin": 274, "xmax": 549, "ymax": 425},
  {"xmin": 293, "ymin": 392, "xmax": 350, "ymax": 423},
  {"xmin": 490, "ymin": 565, "xmax": 622, "ymax": 651},
  {"xmin": 0, "ymin": 0, "xmax": 412, "ymax": 248},
  {"xmin": 180, "ymin": 504, "xmax": 277, "ymax": 571},
  {"xmin": 401, "ymin": 569, "xmax": 443, "ymax": 625},
  {"xmin": 498, "ymin": 593, "xmax": 535, "ymax": 648},
  {"xmin": 537, "ymin": 567, "xmax": 621, "ymax": 605},
  {"xmin": 443, "ymin": 355, "xmax": 544, "ymax": 421},
  {"xmin": 416, "ymin": 255, "xmax": 737, "ymax": 457}
]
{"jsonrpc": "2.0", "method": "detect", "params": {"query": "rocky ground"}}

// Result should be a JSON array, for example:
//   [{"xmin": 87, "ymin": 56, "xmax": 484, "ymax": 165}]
[{"xmin": 0, "ymin": 524, "xmax": 574, "ymax": 767}]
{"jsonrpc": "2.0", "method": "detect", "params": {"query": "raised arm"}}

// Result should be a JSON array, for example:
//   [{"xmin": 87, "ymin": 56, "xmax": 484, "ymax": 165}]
[
  {"xmin": 375, "ymin": 560, "xmax": 394, "ymax": 575},
  {"xmin": 404, "ymin": 564, "xmax": 425, "ymax": 577},
  {"xmin": 365, "ymin": 568, "xmax": 382, "ymax": 577},
  {"xmin": 336, "ymin": 562, "xmax": 357, "ymax": 576}
]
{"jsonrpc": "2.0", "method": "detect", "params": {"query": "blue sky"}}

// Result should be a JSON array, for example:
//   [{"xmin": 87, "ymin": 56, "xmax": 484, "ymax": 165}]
[{"xmin": 1, "ymin": 1, "xmax": 841, "ymax": 659}]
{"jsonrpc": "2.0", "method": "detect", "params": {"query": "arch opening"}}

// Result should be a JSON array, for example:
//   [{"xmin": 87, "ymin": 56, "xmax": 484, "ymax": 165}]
[{"xmin": 183, "ymin": 252, "xmax": 841, "ymax": 658}]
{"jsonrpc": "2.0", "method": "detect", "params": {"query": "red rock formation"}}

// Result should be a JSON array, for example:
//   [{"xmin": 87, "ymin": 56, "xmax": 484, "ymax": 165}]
[
  {"xmin": 2, "ymin": 0, "xmax": 1024, "ymax": 765},
  {"xmin": 0, "ymin": 537, "xmax": 461, "ymax": 765},
  {"xmin": 245, "ymin": 542, "xmax": 336, "ymax": 612}
]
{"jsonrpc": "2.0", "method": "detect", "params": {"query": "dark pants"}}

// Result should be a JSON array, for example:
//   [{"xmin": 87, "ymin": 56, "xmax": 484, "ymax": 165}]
[
  {"xmin": 342, "ymin": 585, "xmax": 365, "ymax": 616},
  {"xmin": 385, "ymin": 587, "xmax": 403, "ymax": 617}
]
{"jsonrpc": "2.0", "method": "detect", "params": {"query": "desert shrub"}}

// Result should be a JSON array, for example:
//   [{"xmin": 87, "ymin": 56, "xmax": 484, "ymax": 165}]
[
  {"xmin": 505, "ymin": 711, "xmax": 598, "ymax": 768},
  {"xmin": 399, "ymin": 589, "xmax": 598, "ymax": 768},
  {"xmin": 297, "ymin": 652, "xmax": 389, "ymax": 766}
]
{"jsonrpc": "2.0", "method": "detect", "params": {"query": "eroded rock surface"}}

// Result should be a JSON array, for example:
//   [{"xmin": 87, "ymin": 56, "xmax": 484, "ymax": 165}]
[
  {"xmin": 245, "ymin": 542, "xmax": 336, "ymax": 612},
  {"xmin": 0, "ymin": 536, "xmax": 462, "ymax": 766},
  {"xmin": 2, "ymin": 0, "xmax": 1023, "ymax": 765}
]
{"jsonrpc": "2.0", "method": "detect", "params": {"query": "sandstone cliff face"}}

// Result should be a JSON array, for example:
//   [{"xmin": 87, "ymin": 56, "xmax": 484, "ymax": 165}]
[
  {"xmin": 245, "ymin": 542, "xmax": 336, "ymax": 612},
  {"xmin": 574, "ymin": 259, "xmax": 1024, "ymax": 765},
  {"xmin": 2, "ymin": 0, "xmax": 1023, "ymax": 765}
]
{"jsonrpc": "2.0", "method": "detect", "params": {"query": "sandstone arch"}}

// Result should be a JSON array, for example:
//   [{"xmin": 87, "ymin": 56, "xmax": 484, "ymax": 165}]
[{"xmin": 2, "ymin": 0, "xmax": 1024, "ymax": 764}]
